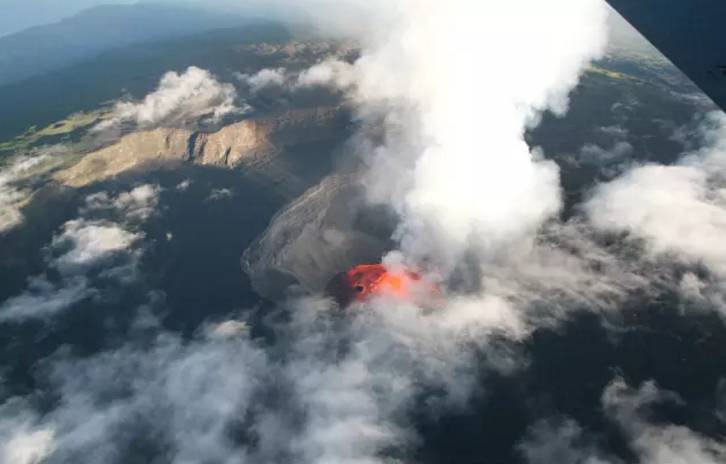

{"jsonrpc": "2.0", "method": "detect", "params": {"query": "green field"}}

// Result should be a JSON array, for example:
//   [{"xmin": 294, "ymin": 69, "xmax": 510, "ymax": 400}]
[{"xmin": 0, "ymin": 109, "xmax": 108, "ymax": 155}]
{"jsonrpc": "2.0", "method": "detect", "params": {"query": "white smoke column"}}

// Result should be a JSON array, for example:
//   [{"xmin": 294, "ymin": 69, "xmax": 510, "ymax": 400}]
[
  {"xmin": 244, "ymin": 3, "xmax": 611, "ymax": 458},
  {"xmin": 301, "ymin": 0, "xmax": 610, "ymax": 268},
  {"xmin": 286, "ymin": 4, "xmax": 610, "ymax": 456}
]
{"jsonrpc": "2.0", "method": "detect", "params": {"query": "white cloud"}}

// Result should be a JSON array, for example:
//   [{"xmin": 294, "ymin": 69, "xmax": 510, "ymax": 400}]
[
  {"xmin": 587, "ymin": 164, "xmax": 726, "ymax": 272},
  {"xmin": 296, "ymin": 59, "xmax": 358, "ymax": 90},
  {"xmin": 580, "ymin": 140, "xmax": 634, "ymax": 165},
  {"xmin": 84, "ymin": 184, "xmax": 162, "ymax": 222},
  {"xmin": 603, "ymin": 377, "xmax": 726, "ymax": 464},
  {"xmin": 0, "ymin": 217, "xmax": 139, "ymax": 322},
  {"xmin": 585, "ymin": 112, "xmax": 726, "ymax": 316},
  {"xmin": 51, "ymin": 219, "xmax": 141, "ymax": 274},
  {"xmin": 236, "ymin": 67, "xmax": 289, "ymax": 92},
  {"xmin": 175, "ymin": 179, "xmax": 192, "ymax": 191},
  {"xmin": 0, "ymin": 186, "xmax": 152, "ymax": 323},
  {"xmin": 206, "ymin": 319, "xmax": 250, "ymax": 339},
  {"xmin": 97, "ymin": 67, "xmax": 242, "ymax": 130},
  {"xmin": 236, "ymin": 62, "xmax": 358, "ymax": 96},
  {"xmin": 0, "ymin": 400, "xmax": 55, "ymax": 464},
  {"xmin": 0, "ymin": 291, "xmax": 527, "ymax": 463},
  {"xmin": 226, "ymin": 0, "xmax": 609, "ymax": 273},
  {"xmin": 519, "ymin": 378, "xmax": 726, "ymax": 464},
  {"xmin": 519, "ymin": 417, "xmax": 619, "ymax": 464},
  {"xmin": 0, "ymin": 276, "xmax": 92, "ymax": 323},
  {"xmin": 4, "ymin": 429, "xmax": 55, "ymax": 464},
  {"xmin": 587, "ymin": 113, "xmax": 726, "ymax": 269},
  {"xmin": 13, "ymin": 327, "xmax": 269, "ymax": 463},
  {"xmin": 0, "ymin": 155, "xmax": 49, "ymax": 234},
  {"xmin": 251, "ymin": 295, "xmax": 526, "ymax": 462},
  {"xmin": 206, "ymin": 188, "xmax": 234, "ymax": 202},
  {"xmin": 318, "ymin": 0, "xmax": 608, "ymax": 271}
]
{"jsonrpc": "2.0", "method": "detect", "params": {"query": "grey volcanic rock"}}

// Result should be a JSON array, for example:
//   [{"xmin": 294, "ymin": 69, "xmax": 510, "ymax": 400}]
[
  {"xmin": 242, "ymin": 174, "xmax": 395, "ymax": 298},
  {"xmin": 56, "ymin": 107, "xmax": 345, "ymax": 187}
]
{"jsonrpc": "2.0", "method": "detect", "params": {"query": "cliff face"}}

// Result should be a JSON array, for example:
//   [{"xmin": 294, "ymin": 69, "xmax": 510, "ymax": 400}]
[
  {"xmin": 191, "ymin": 120, "xmax": 271, "ymax": 166},
  {"xmin": 56, "ymin": 107, "xmax": 345, "ymax": 187}
]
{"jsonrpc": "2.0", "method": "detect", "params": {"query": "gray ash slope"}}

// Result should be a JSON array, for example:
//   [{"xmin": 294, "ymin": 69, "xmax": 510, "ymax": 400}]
[{"xmin": 242, "ymin": 174, "xmax": 396, "ymax": 298}]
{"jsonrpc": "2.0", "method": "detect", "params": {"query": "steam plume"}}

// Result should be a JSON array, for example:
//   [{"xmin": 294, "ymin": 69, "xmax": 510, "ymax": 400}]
[{"xmin": 298, "ymin": 0, "xmax": 609, "ymax": 269}]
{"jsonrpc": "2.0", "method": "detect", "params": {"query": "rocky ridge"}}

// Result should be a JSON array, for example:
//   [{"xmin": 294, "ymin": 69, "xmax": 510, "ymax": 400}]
[{"xmin": 55, "ymin": 106, "xmax": 345, "ymax": 187}]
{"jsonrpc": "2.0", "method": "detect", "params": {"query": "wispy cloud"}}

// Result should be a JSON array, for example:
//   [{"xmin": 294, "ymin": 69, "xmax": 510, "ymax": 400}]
[
  {"xmin": 205, "ymin": 188, "xmax": 234, "ymax": 202},
  {"xmin": 519, "ymin": 376, "xmax": 726, "ymax": 464},
  {"xmin": 96, "ymin": 67, "xmax": 244, "ymax": 131},
  {"xmin": 603, "ymin": 377, "xmax": 726, "ymax": 464},
  {"xmin": 83, "ymin": 184, "xmax": 162, "ymax": 222},
  {"xmin": 519, "ymin": 417, "xmax": 620, "ymax": 464},
  {"xmin": 586, "ymin": 112, "xmax": 726, "ymax": 317},
  {"xmin": 0, "ymin": 319, "xmax": 268, "ymax": 463},
  {"xmin": 236, "ymin": 68, "xmax": 289, "ymax": 93},
  {"xmin": 0, "ymin": 155, "xmax": 50, "ymax": 234},
  {"xmin": 0, "ymin": 185, "xmax": 160, "ymax": 323}
]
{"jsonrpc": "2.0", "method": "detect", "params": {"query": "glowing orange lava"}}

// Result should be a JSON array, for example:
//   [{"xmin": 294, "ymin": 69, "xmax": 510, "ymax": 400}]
[{"xmin": 345, "ymin": 264, "xmax": 433, "ymax": 302}]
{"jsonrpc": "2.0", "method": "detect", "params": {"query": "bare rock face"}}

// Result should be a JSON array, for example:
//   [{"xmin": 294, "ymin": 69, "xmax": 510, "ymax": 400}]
[
  {"xmin": 55, "ymin": 128, "xmax": 192, "ymax": 187},
  {"xmin": 56, "ymin": 106, "xmax": 345, "ymax": 187},
  {"xmin": 192, "ymin": 119, "xmax": 272, "ymax": 166},
  {"xmin": 242, "ymin": 174, "xmax": 395, "ymax": 299}
]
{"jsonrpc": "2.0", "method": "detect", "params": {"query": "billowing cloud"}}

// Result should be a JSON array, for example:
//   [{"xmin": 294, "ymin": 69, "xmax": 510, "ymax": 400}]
[
  {"xmin": 0, "ymin": 289, "xmax": 527, "ymax": 463},
  {"xmin": 0, "ymin": 217, "xmax": 139, "ymax": 323},
  {"xmin": 226, "ymin": 0, "xmax": 608, "ymax": 287},
  {"xmin": 236, "ymin": 62, "xmax": 357, "ymax": 96},
  {"xmin": 296, "ymin": 59, "xmax": 358, "ymax": 90},
  {"xmin": 0, "ymin": 399, "xmax": 55, "ymax": 464},
  {"xmin": 84, "ymin": 184, "xmax": 162, "ymax": 222},
  {"xmin": 236, "ymin": 67, "xmax": 289, "ymax": 93},
  {"xmin": 304, "ymin": 0, "xmax": 609, "ymax": 271},
  {"xmin": 97, "ymin": 67, "xmax": 243, "ymax": 131},
  {"xmin": 227, "ymin": 0, "xmax": 608, "ymax": 272},
  {"xmin": 603, "ymin": 377, "xmax": 726, "ymax": 464},
  {"xmin": 585, "ymin": 112, "xmax": 726, "ymax": 317},
  {"xmin": 586, "ymin": 113, "xmax": 726, "ymax": 274},
  {"xmin": 233, "ymin": 2, "xmax": 653, "ymax": 456},
  {"xmin": 51, "ymin": 219, "xmax": 141, "ymax": 274},
  {"xmin": 0, "ymin": 322, "xmax": 268, "ymax": 463},
  {"xmin": 519, "ymin": 377, "xmax": 726, "ymax": 464}
]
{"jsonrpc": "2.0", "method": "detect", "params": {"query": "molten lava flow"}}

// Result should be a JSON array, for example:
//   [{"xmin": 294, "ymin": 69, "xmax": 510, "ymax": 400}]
[
  {"xmin": 326, "ymin": 263, "xmax": 442, "ymax": 307},
  {"xmin": 346, "ymin": 264, "xmax": 423, "ymax": 301}
]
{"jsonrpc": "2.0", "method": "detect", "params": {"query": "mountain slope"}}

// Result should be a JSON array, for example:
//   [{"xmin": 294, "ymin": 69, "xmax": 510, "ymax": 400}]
[{"xmin": 0, "ymin": 3, "xmax": 247, "ymax": 86}]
